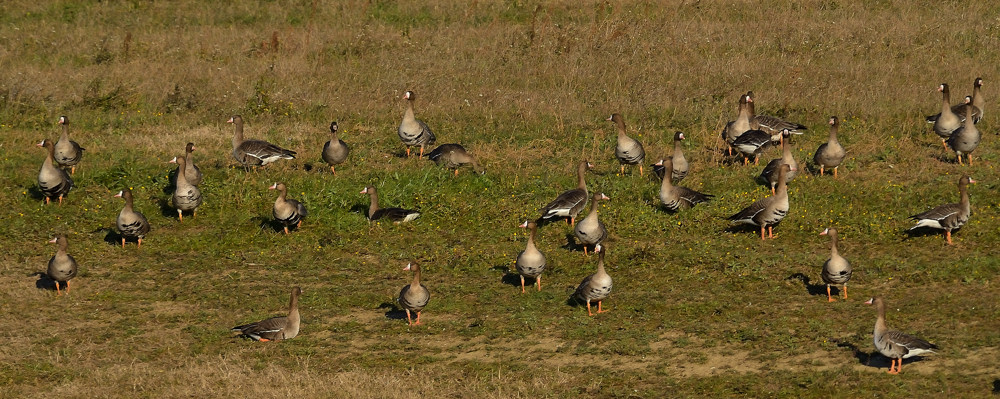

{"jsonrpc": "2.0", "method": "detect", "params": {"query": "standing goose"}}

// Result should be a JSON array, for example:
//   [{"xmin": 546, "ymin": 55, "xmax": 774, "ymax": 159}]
[
  {"xmin": 819, "ymin": 228, "xmax": 851, "ymax": 302},
  {"xmin": 813, "ymin": 116, "xmax": 847, "ymax": 177},
  {"xmin": 926, "ymin": 77, "xmax": 983, "ymax": 124},
  {"xmin": 114, "ymin": 188, "xmax": 150, "ymax": 247},
  {"xmin": 608, "ymin": 113, "xmax": 646, "ymax": 176},
  {"xmin": 46, "ymin": 235, "xmax": 78, "ymax": 295},
  {"xmin": 270, "ymin": 182, "xmax": 307, "ymax": 234},
  {"xmin": 728, "ymin": 164, "xmax": 793, "ymax": 240},
  {"xmin": 758, "ymin": 130, "xmax": 797, "ymax": 194},
  {"xmin": 169, "ymin": 143, "xmax": 203, "ymax": 186},
  {"xmin": 321, "ymin": 121, "xmax": 350, "ymax": 175},
  {"xmin": 398, "ymin": 91, "xmax": 436, "ymax": 157},
  {"xmin": 539, "ymin": 160, "xmax": 592, "ymax": 226},
  {"xmin": 931, "ymin": 84, "xmax": 962, "ymax": 149},
  {"xmin": 946, "ymin": 97, "xmax": 981, "ymax": 166},
  {"xmin": 227, "ymin": 115, "xmax": 296, "ymax": 168},
  {"xmin": 731, "ymin": 129, "xmax": 772, "ymax": 165},
  {"xmin": 574, "ymin": 192, "xmax": 609, "ymax": 255},
  {"xmin": 657, "ymin": 157, "xmax": 713, "ymax": 211},
  {"xmin": 908, "ymin": 175, "xmax": 974, "ymax": 245},
  {"xmin": 171, "ymin": 156, "xmax": 202, "ymax": 221},
  {"xmin": 36, "ymin": 139, "xmax": 73, "ymax": 204},
  {"xmin": 398, "ymin": 263, "xmax": 430, "ymax": 326},
  {"xmin": 864, "ymin": 297, "xmax": 937, "ymax": 375},
  {"xmin": 232, "ymin": 287, "xmax": 302, "ymax": 342},
  {"xmin": 721, "ymin": 93, "xmax": 752, "ymax": 156},
  {"xmin": 515, "ymin": 221, "xmax": 546, "ymax": 293},
  {"xmin": 361, "ymin": 186, "xmax": 420, "ymax": 223},
  {"xmin": 426, "ymin": 143, "xmax": 484, "ymax": 176},
  {"xmin": 652, "ymin": 131, "xmax": 690, "ymax": 181},
  {"xmin": 573, "ymin": 244, "xmax": 612, "ymax": 316},
  {"xmin": 53, "ymin": 116, "xmax": 84, "ymax": 174},
  {"xmin": 746, "ymin": 91, "xmax": 808, "ymax": 141}
]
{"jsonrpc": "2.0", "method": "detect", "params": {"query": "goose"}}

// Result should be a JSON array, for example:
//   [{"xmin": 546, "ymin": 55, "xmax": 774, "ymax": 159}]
[
  {"xmin": 270, "ymin": 182, "xmax": 307, "ymax": 234},
  {"xmin": 515, "ymin": 221, "xmax": 546, "ymax": 293},
  {"xmin": 731, "ymin": 129, "xmax": 772, "ymax": 165},
  {"xmin": 819, "ymin": 228, "xmax": 851, "ymax": 302},
  {"xmin": 931, "ymin": 84, "xmax": 962, "ymax": 149},
  {"xmin": 46, "ymin": 235, "xmax": 78, "ymax": 295},
  {"xmin": 114, "ymin": 188, "xmax": 150, "ymax": 247},
  {"xmin": 321, "ymin": 121, "xmax": 350, "ymax": 175},
  {"xmin": 608, "ymin": 113, "xmax": 646, "ymax": 176},
  {"xmin": 36, "ymin": 139, "xmax": 73, "ymax": 205},
  {"xmin": 758, "ymin": 130, "xmax": 797, "ymax": 194},
  {"xmin": 539, "ymin": 160, "xmax": 592, "ymax": 226},
  {"xmin": 426, "ymin": 143, "xmax": 484, "ymax": 176},
  {"xmin": 946, "ymin": 97, "xmax": 981, "ymax": 166},
  {"xmin": 926, "ymin": 77, "xmax": 983, "ymax": 124},
  {"xmin": 728, "ymin": 164, "xmax": 793, "ymax": 240},
  {"xmin": 232, "ymin": 287, "xmax": 302, "ymax": 342},
  {"xmin": 361, "ymin": 186, "xmax": 420, "ymax": 223},
  {"xmin": 398, "ymin": 91, "xmax": 436, "ymax": 157},
  {"xmin": 746, "ymin": 91, "xmax": 807, "ymax": 142},
  {"xmin": 53, "ymin": 116, "xmax": 84, "ymax": 174},
  {"xmin": 864, "ymin": 297, "xmax": 937, "ymax": 375},
  {"xmin": 909, "ymin": 175, "xmax": 974, "ymax": 245},
  {"xmin": 652, "ymin": 131, "xmax": 690, "ymax": 181},
  {"xmin": 657, "ymin": 157, "xmax": 713, "ymax": 211},
  {"xmin": 171, "ymin": 156, "xmax": 202, "ymax": 221},
  {"xmin": 398, "ymin": 263, "xmax": 430, "ymax": 326},
  {"xmin": 813, "ymin": 116, "xmax": 847, "ymax": 177},
  {"xmin": 169, "ymin": 143, "xmax": 203, "ymax": 186},
  {"xmin": 574, "ymin": 192, "xmax": 609, "ymax": 255},
  {"xmin": 721, "ymin": 93, "xmax": 752, "ymax": 156},
  {"xmin": 227, "ymin": 115, "xmax": 296, "ymax": 168},
  {"xmin": 573, "ymin": 244, "xmax": 612, "ymax": 316}
]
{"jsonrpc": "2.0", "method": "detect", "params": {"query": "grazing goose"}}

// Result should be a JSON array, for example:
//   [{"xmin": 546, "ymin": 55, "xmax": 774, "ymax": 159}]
[
  {"xmin": 361, "ymin": 186, "xmax": 420, "ymax": 223},
  {"xmin": 321, "ymin": 121, "xmax": 350, "ymax": 175},
  {"xmin": 946, "ymin": 97, "xmax": 981, "ymax": 166},
  {"xmin": 931, "ymin": 84, "xmax": 962, "ymax": 149},
  {"xmin": 574, "ymin": 192, "xmax": 609, "ymax": 255},
  {"xmin": 657, "ymin": 157, "xmax": 713, "ymax": 211},
  {"xmin": 227, "ymin": 115, "xmax": 296, "ymax": 168},
  {"xmin": 539, "ymin": 160, "xmax": 592, "ymax": 226},
  {"xmin": 731, "ymin": 129, "xmax": 772, "ymax": 165},
  {"xmin": 813, "ymin": 116, "xmax": 847, "ymax": 177},
  {"xmin": 53, "ymin": 116, "xmax": 84, "ymax": 174},
  {"xmin": 909, "ymin": 175, "xmax": 974, "ymax": 245},
  {"xmin": 926, "ymin": 77, "xmax": 983, "ymax": 124},
  {"xmin": 515, "ymin": 221, "xmax": 546, "ymax": 293},
  {"xmin": 573, "ymin": 244, "xmax": 612, "ymax": 316},
  {"xmin": 169, "ymin": 143, "xmax": 203, "ymax": 186},
  {"xmin": 652, "ymin": 131, "xmax": 689, "ymax": 181},
  {"xmin": 426, "ymin": 143, "xmax": 484, "ymax": 175},
  {"xmin": 398, "ymin": 263, "xmax": 430, "ymax": 326},
  {"xmin": 608, "ymin": 113, "xmax": 646, "ymax": 176},
  {"xmin": 232, "ymin": 287, "xmax": 302, "ymax": 342},
  {"xmin": 721, "ymin": 93, "xmax": 752, "ymax": 156},
  {"xmin": 36, "ymin": 139, "xmax": 73, "ymax": 205},
  {"xmin": 864, "ymin": 297, "xmax": 937, "ymax": 375},
  {"xmin": 270, "ymin": 182, "xmax": 307, "ymax": 234},
  {"xmin": 819, "ymin": 228, "xmax": 851, "ymax": 302},
  {"xmin": 398, "ymin": 91, "xmax": 436, "ymax": 157},
  {"xmin": 171, "ymin": 156, "xmax": 202, "ymax": 221},
  {"xmin": 114, "ymin": 188, "xmax": 150, "ymax": 247},
  {"xmin": 759, "ymin": 130, "xmax": 797, "ymax": 194},
  {"xmin": 46, "ymin": 235, "xmax": 78, "ymax": 295},
  {"xmin": 728, "ymin": 164, "xmax": 793, "ymax": 240},
  {"xmin": 746, "ymin": 91, "xmax": 807, "ymax": 141}
]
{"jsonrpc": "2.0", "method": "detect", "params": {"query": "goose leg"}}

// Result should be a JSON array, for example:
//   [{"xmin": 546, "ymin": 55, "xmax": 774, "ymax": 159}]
[
  {"xmin": 842, "ymin": 284, "xmax": 847, "ymax": 299},
  {"xmin": 957, "ymin": 153, "xmax": 964, "ymax": 165},
  {"xmin": 597, "ymin": 300, "xmax": 607, "ymax": 314},
  {"xmin": 193, "ymin": 209, "xmax": 197, "ymax": 218},
  {"xmin": 768, "ymin": 226, "xmax": 777, "ymax": 239},
  {"xmin": 283, "ymin": 226, "xmax": 290, "ymax": 235},
  {"xmin": 969, "ymin": 155, "xmax": 973, "ymax": 166},
  {"xmin": 888, "ymin": 358, "xmax": 900, "ymax": 375},
  {"xmin": 414, "ymin": 311, "xmax": 422, "ymax": 325},
  {"xmin": 330, "ymin": 165, "xmax": 336, "ymax": 175},
  {"xmin": 520, "ymin": 275, "xmax": 526, "ymax": 293},
  {"xmin": 405, "ymin": 309, "xmax": 413, "ymax": 326},
  {"xmin": 826, "ymin": 284, "xmax": 834, "ymax": 302},
  {"xmin": 137, "ymin": 238, "xmax": 143, "ymax": 248},
  {"xmin": 66, "ymin": 280, "xmax": 71, "ymax": 294},
  {"xmin": 586, "ymin": 300, "xmax": 594, "ymax": 316},
  {"xmin": 760, "ymin": 225, "xmax": 766, "ymax": 240},
  {"xmin": 406, "ymin": 147, "xmax": 411, "ymax": 157},
  {"xmin": 536, "ymin": 275, "xmax": 542, "ymax": 291},
  {"xmin": 121, "ymin": 238, "xmax": 126, "ymax": 248},
  {"xmin": 454, "ymin": 169, "xmax": 459, "ymax": 177},
  {"xmin": 55, "ymin": 281, "xmax": 62, "ymax": 296},
  {"xmin": 419, "ymin": 145, "xmax": 425, "ymax": 158},
  {"xmin": 820, "ymin": 165, "xmax": 825, "ymax": 176},
  {"xmin": 771, "ymin": 186, "xmax": 776, "ymax": 195},
  {"xmin": 833, "ymin": 167, "xmax": 838, "ymax": 178},
  {"xmin": 71, "ymin": 166, "xmax": 76, "ymax": 175},
  {"xmin": 583, "ymin": 245, "xmax": 589, "ymax": 256},
  {"xmin": 639, "ymin": 165, "xmax": 644, "ymax": 177},
  {"xmin": 177, "ymin": 209, "xmax": 183, "ymax": 221},
  {"xmin": 58, "ymin": 194, "xmax": 64, "ymax": 205},
  {"xmin": 45, "ymin": 196, "xmax": 50, "ymax": 205},
  {"xmin": 753, "ymin": 155, "xmax": 759, "ymax": 165},
  {"xmin": 945, "ymin": 230, "xmax": 952, "ymax": 245},
  {"xmin": 297, "ymin": 220, "xmax": 302, "ymax": 228},
  {"xmin": 620, "ymin": 165, "xmax": 625, "ymax": 175}
]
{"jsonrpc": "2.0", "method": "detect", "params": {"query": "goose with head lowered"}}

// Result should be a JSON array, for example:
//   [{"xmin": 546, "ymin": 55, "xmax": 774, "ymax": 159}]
[
  {"xmin": 232, "ymin": 287, "xmax": 302, "ymax": 342},
  {"xmin": 864, "ymin": 297, "xmax": 937, "ymax": 375},
  {"xmin": 657, "ymin": 157, "xmax": 713, "ymax": 211},
  {"xmin": 321, "ymin": 121, "xmax": 350, "ymax": 175},
  {"xmin": 426, "ymin": 143, "xmax": 484, "ymax": 176},
  {"xmin": 573, "ymin": 244, "xmax": 612, "ymax": 316},
  {"xmin": 53, "ymin": 116, "xmax": 84, "ymax": 174},
  {"xmin": 361, "ymin": 186, "xmax": 420, "ymax": 223},
  {"xmin": 270, "ymin": 182, "xmax": 307, "ymax": 234},
  {"xmin": 908, "ymin": 175, "xmax": 974, "ymax": 245},
  {"xmin": 574, "ymin": 192, "xmax": 609, "ymax": 256},
  {"xmin": 819, "ymin": 228, "xmax": 851, "ymax": 302},
  {"xmin": 114, "ymin": 188, "xmax": 150, "ymax": 248},
  {"xmin": 46, "ymin": 235, "xmax": 78, "ymax": 296},
  {"xmin": 813, "ymin": 116, "xmax": 846, "ymax": 177},
  {"xmin": 227, "ymin": 115, "xmax": 296, "ymax": 168},
  {"xmin": 728, "ymin": 164, "xmax": 793, "ymax": 240},
  {"xmin": 539, "ymin": 160, "xmax": 592, "ymax": 226},
  {"xmin": 608, "ymin": 113, "xmax": 646, "ymax": 176},
  {"xmin": 515, "ymin": 221, "xmax": 546, "ymax": 293},
  {"xmin": 170, "ymin": 156, "xmax": 202, "ymax": 221},
  {"xmin": 169, "ymin": 143, "xmax": 203, "ymax": 186},
  {"xmin": 37, "ymin": 139, "xmax": 73, "ymax": 205},
  {"xmin": 945, "ymin": 97, "xmax": 981, "ymax": 166},
  {"xmin": 398, "ymin": 263, "xmax": 430, "ymax": 326},
  {"xmin": 398, "ymin": 91, "xmax": 436, "ymax": 157}
]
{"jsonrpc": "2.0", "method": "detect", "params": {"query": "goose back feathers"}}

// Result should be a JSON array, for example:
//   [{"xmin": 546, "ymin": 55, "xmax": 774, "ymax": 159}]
[
  {"xmin": 232, "ymin": 287, "xmax": 302, "ymax": 341},
  {"xmin": 228, "ymin": 115, "xmax": 296, "ymax": 167}
]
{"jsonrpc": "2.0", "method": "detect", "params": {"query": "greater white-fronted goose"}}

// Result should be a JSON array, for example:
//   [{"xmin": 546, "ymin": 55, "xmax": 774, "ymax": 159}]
[
  {"xmin": 53, "ymin": 116, "xmax": 84, "ymax": 174},
  {"xmin": 321, "ymin": 121, "xmax": 350, "ymax": 174},
  {"xmin": 819, "ymin": 228, "xmax": 851, "ymax": 302},
  {"xmin": 573, "ymin": 244, "xmax": 612, "ymax": 316},
  {"xmin": 361, "ymin": 186, "xmax": 420, "ymax": 223},
  {"xmin": 169, "ymin": 143, "xmax": 203, "ymax": 186},
  {"xmin": 398, "ymin": 91, "xmax": 436, "ymax": 157},
  {"xmin": 657, "ymin": 157, "xmax": 713, "ymax": 211},
  {"xmin": 731, "ymin": 129, "xmax": 772, "ymax": 165},
  {"xmin": 813, "ymin": 116, "xmax": 847, "ymax": 177},
  {"xmin": 515, "ymin": 221, "xmax": 546, "ymax": 293},
  {"xmin": 931, "ymin": 84, "xmax": 962, "ymax": 149},
  {"xmin": 232, "ymin": 286, "xmax": 302, "ymax": 342},
  {"xmin": 171, "ymin": 156, "xmax": 202, "ymax": 221},
  {"xmin": 746, "ymin": 91, "xmax": 807, "ymax": 141},
  {"xmin": 721, "ymin": 93, "xmax": 752, "ymax": 156},
  {"xmin": 270, "ymin": 182, "xmax": 307, "ymax": 234},
  {"xmin": 728, "ymin": 164, "xmax": 793, "ymax": 240},
  {"xmin": 46, "ymin": 235, "xmax": 78, "ymax": 295},
  {"xmin": 37, "ymin": 139, "xmax": 73, "ymax": 205},
  {"xmin": 114, "ymin": 188, "xmax": 150, "ymax": 247},
  {"xmin": 426, "ymin": 143, "xmax": 484, "ymax": 176},
  {"xmin": 574, "ymin": 192, "xmax": 609, "ymax": 255},
  {"xmin": 946, "ymin": 97, "xmax": 981, "ymax": 166},
  {"xmin": 864, "ymin": 297, "xmax": 937, "ymax": 375},
  {"xmin": 909, "ymin": 175, "xmax": 974, "ymax": 245},
  {"xmin": 608, "ymin": 113, "xmax": 646, "ymax": 176},
  {"xmin": 759, "ymin": 130, "xmax": 797, "ymax": 194},
  {"xmin": 539, "ymin": 160, "xmax": 592, "ymax": 226},
  {"xmin": 398, "ymin": 263, "xmax": 430, "ymax": 326},
  {"xmin": 926, "ymin": 77, "xmax": 983, "ymax": 124},
  {"xmin": 227, "ymin": 115, "xmax": 296, "ymax": 168},
  {"xmin": 652, "ymin": 131, "xmax": 689, "ymax": 181}
]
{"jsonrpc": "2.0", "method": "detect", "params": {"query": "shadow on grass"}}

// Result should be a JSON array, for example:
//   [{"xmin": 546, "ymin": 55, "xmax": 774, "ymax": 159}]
[
  {"xmin": 724, "ymin": 223, "xmax": 765, "ymax": 236},
  {"xmin": 833, "ymin": 339, "xmax": 932, "ymax": 372},
  {"xmin": 378, "ymin": 302, "xmax": 407, "ymax": 320},
  {"xmin": 33, "ymin": 272, "xmax": 60, "ymax": 291},
  {"xmin": 992, "ymin": 379, "xmax": 1000, "ymax": 394},
  {"xmin": 157, "ymin": 197, "xmax": 179, "ymax": 219},
  {"xmin": 252, "ymin": 216, "xmax": 284, "ymax": 234},
  {"xmin": 534, "ymin": 216, "xmax": 571, "ymax": 229},
  {"xmin": 350, "ymin": 203, "xmax": 369, "ymax": 217},
  {"xmin": 560, "ymin": 233, "xmax": 586, "ymax": 253},
  {"xmin": 904, "ymin": 227, "xmax": 953, "ymax": 242},
  {"xmin": 162, "ymin": 168, "xmax": 178, "ymax": 194},
  {"xmin": 92, "ymin": 227, "xmax": 127, "ymax": 247},
  {"xmin": 786, "ymin": 273, "xmax": 828, "ymax": 297},
  {"xmin": 27, "ymin": 186, "xmax": 47, "ymax": 202}
]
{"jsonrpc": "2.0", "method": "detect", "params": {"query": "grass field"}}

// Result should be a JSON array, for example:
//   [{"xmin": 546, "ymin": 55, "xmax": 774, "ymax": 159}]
[{"xmin": 3, "ymin": 0, "xmax": 1000, "ymax": 397}]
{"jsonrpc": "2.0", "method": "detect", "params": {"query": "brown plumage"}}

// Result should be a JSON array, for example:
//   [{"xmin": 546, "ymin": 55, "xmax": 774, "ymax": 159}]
[
  {"xmin": 398, "ymin": 91, "xmax": 436, "ymax": 157},
  {"xmin": 515, "ymin": 221, "xmax": 546, "ymax": 293},
  {"xmin": 573, "ymin": 244, "xmax": 612, "ymax": 316},
  {"xmin": 398, "ymin": 263, "xmax": 430, "ymax": 326},
  {"xmin": 813, "ymin": 116, "xmax": 846, "ymax": 177},
  {"xmin": 46, "ymin": 235, "xmax": 78, "ymax": 295},
  {"xmin": 657, "ymin": 157, "xmax": 713, "ymax": 211},
  {"xmin": 321, "ymin": 121, "xmax": 350, "ymax": 174},
  {"xmin": 728, "ymin": 164, "xmax": 792, "ymax": 240},
  {"xmin": 608, "ymin": 113, "xmax": 645, "ymax": 176},
  {"xmin": 53, "ymin": 116, "xmax": 84, "ymax": 174},
  {"xmin": 361, "ymin": 186, "xmax": 420, "ymax": 223},
  {"xmin": 114, "ymin": 188, "xmax": 150, "ymax": 247},
  {"xmin": 228, "ymin": 115, "xmax": 296, "ymax": 168},
  {"xmin": 865, "ymin": 297, "xmax": 937, "ymax": 375},
  {"xmin": 426, "ymin": 143, "xmax": 483, "ymax": 175},
  {"xmin": 909, "ymin": 175, "xmax": 974, "ymax": 245},
  {"xmin": 36, "ymin": 139, "xmax": 73, "ymax": 205},
  {"xmin": 232, "ymin": 287, "xmax": 302, "ymax": 342},
  {"xmin": 539, "ymin": 160, "xmax": 592, "ymax": 226},
  {"xmin": 270, "ymin": 182, "xmax": 307, "ymax": 234}
]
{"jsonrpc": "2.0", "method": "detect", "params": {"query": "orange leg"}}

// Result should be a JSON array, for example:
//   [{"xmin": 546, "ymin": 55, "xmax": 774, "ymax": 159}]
[
  {"xmin": 727, "ymin": 147, "xmax": 733, "ymax": 156},
  {"xmin": 969, "ymin": 155, "xmax": 973, "ymax": 167},
  {"xmin": 743, "ymin": 157, "xmax": 749, "ymax": 166},
  {"xmin": 454, "ymin": 169, "xmax": 459, "ymax": 177},
  {"xmin": 45, "ymin": 197, "xmax": 50, "ymax": 205},
  {"xmin": 193, "ymin": 209, "xmax": 197, "ymax": 218},
  {"xmin": 945, "ymin": 230, "xmax": 953, "ymax": 245},
  {"xmin": 283, "ymin": 226, "xmax": 290, "ymax": 235},
  {"xmin": 957, "ymin": 153, "xmax": 964, "ymax": 165},
  {"xmin": 330, "ymin": 165, "xmax": 336, "ymax": 175},
  {"xmin": 138, "ymin": 238, "xmax": 143, "ymax": 248},
  {"xmin": 419, "ymin": 145, "xmax": 425, "ymax": 158},
  {"xmin": 833, "ymin": 167, "xmax": 838, "ymax": 178},
  {"xmin": 66, "ymin": 280, "xmax": 71, "ymax": 294},
  {"xmin": 405, "ymin": 309, "xmax": 413, "ymax": 326},
  {"xmin": 59, "ymin": 194, "xmax": 64, "ymax": 205},
  {"xmin": 887, "ymin": 358, "xmax": 900, "ymax": 374},
  {"xmin": 536, "ymin": 275, "xmax": 542, "ymax": 291},
  {"xmin": 406, "ymin": 147, "xmax": 411, "ymax": 157},
  {"xmin": 760, "ymin": 225, "xmax": 766, "ymax": 240},
  {"xmin": 753, "ymin": 156, "xmax": 759, "ymax": 165},
  {"xmin": 826, "ymin": 285, "xmax": 835, "ymax": 302},
  {"xmin": 771, "ymin": 186, "xmax": 776, "ymax": 195},
  {"xmin": 55, "ymin": 281, "xmax": 62, "ymax": 296},
  {"xmin": 768, "ymin": 226, "xmax": 777, "ymax": 239},
  {"xmin": 258, "ymin": 338, "xmax": 271, "ymax": 342},
  {"xmin": 121, "ymin": 238, "xmax": 126, "ymax": 248},
  {"xmin": 620, "ymin": 165, "xmax": 625, "ymax": 175},
  {"xmin": 639, "ymin": 165, "xmax": 644, "ymax": 177},
  {"xmin": 583, "ymin": 246, "xmax": 589, "ymax": 256},
  {"xmin": 569, "ymin": 217, "xmax": 575, "ymax": 227},
  {"xmin": 820, "ymin": 165, "xmax": 825, "ymax": 176},
  {"xmin": 177, "ymin": 209, "xmax": 183, "ymax": 221},
  {"xmin": 597, "ymin": 300, "xmax": 607, "ymax": 314},
  {"xmin": 520, "ymin": 275, "xmax": 526, "ymax": 293},
  {"xmin": 414, "ymin": 311, "xmax": 422, "ymax": 325},
  {"xmin": 297, "ymin": 220, "xmax": 302, "ymax": 228},
  {"xmin": 586, "ymin": 300, "xmax": 594, "ymax": 316},
  {"xmin": 71, "ymin": 166, "xmax": 76, "ymax": 175}
]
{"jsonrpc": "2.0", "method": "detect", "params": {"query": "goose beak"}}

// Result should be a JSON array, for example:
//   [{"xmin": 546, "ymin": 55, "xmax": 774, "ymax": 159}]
[
  {"xmin": 268, "ymin": 183, "xmax": 278, "ymax": 190},
  {"xmin": 654, "ymin": 160, "xmax": 664, "ymax": 166},
  {"xmin": 226, "ymin": 117, "xmax": 234, "ymax": 123},
  {"xmin": 48, "ymin": 237, "xmax": 58, "ymax": 244},
  {"xmin": 864, "ymin": 298, "xmax": 874, "ymax": 305},
  {"xmin": 605, "ymin": 115, "xmax": 613, "ymax": 121},
  {"xmin": 820, "ymin": 228, "xmax": 829, "ymax": 236},
  {"xmin": 360, "ymin": 187, "xmax": 368, "ymax": 194},
  {"xmin": 679, "ymin": 133, "xmax": 685, "ymax": 140},
  {"xmin": 586, "ymin": 162, "xmax": 594, "ymax": 168},
  {"xmin": 594, "ymin": 244, "xmax": 602, "ymax": 252},
  {"xmin": 403, "ymin": 263, "xmax": 412, "ymax": 271},
  {"xmin": 36, "ymin": 141, "xmax": 44, "ymax": 147},
  {"xmin": 600, "ymin": 193, "xmax": 610, "ymax": 200},
  {"xmin": 114, "ymin": 191, "xmax": 123, "ymax": 198},
  {"xmin": 969, "ymin": 178, "xmax": 977, "ymax": 184},
  {"xmin": 168, "ymin": 157, "xmax": 178, "ymax": 164},
  {"xmin": 519, "ymin": 220, "xmax": 528, "ymax": 228}
]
